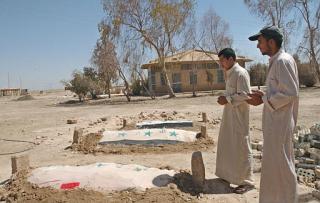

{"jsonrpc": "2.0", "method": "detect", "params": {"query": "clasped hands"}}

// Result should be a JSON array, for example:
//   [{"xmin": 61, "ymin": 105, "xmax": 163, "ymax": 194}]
[
  {"xmin": 217, "ymin": 90, "xmax": 264, "ymax": 106},
  {"xmin": 246, "ymin": 90, "xmax": 264, "ymax": 106}
]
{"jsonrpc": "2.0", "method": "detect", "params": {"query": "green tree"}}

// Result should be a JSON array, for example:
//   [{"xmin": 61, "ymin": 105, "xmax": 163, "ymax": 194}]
[
  {"xmin": 62, "ymin": 70, "xmax": 91, "ymax": 102},
  {"xmin": 83, "ymin": 67, "xmax": 103, "ymax": 99}
]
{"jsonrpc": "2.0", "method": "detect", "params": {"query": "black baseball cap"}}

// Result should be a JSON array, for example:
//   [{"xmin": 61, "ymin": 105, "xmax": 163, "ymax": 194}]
[
  {"xmin": 218, "ymin": 48, "xmax": 236, "ymax": 59},
  {"xmin": 248, "ymin": 25, "xmax": 283, "ymax": 41}
]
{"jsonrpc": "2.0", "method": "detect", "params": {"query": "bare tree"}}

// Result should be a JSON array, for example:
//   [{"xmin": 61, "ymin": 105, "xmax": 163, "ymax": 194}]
[
  {"xmin": 197, "ymin": 7, "xmax": 233, "ymax": 53},
  {"xmin": 102, "ymin": 0, "xmax": 195, "ymax": 98},
  {"xmin": 294, "ymin": 53, "xmax": 317, "ymax": 86},
  {"xmin": 122, "ymin": 41, "xmax": 156, "ymax": 99},
  {"xmin": 190, "ymin": 7, "xmax": 232, "ymax": 94},
  {"xmin": 244, "ymin": 0, "xmax": 295, "ymax": 51},
  {"xmin": 249, "ymin": 63, "xmax": 268, "ymax": 88},
  {"xmin": 91, "ymin": 23, "xmax": 118, "ymax": 99},
  {"xmin": 99, "ymin": 22, "xmax": 132, "ymax": 101},
  {"xmin": 294, "ymin": 0, "xmax": 320, "ymax": 81}
]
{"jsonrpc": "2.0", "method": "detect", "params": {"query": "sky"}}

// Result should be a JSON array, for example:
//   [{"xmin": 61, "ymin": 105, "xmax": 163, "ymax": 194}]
[{"xmin": 0, "ymin": 0, "xmax": 267, "ymax": 90}]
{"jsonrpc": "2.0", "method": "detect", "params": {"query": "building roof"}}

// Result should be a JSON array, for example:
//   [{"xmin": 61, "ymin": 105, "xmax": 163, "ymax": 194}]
[{"xmin": 141, "ymin": 49, "xmax": 252, "ymax": 69}]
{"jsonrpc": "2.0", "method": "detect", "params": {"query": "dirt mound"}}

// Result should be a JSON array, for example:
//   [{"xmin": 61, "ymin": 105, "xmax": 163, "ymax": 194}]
[
  {"xmin": 16, "ymin": 95, "xmax": 34, "ymax": 101},
  {"xmin": 0, "ymin": 171, "xmax": 197, "ymax": 203},
  {"xmin": 69, "ymin": 110, "xmax": 217, "ymax": 155},
  {"xmin": 93, "ymin": 137, "xmax": 214, "ymax": 155}
]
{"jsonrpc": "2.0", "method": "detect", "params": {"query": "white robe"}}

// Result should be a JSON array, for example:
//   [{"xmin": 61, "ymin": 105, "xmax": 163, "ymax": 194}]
[
  {"xmin": 215, "ymin": 63, "xmax": 254, "ymax": 186},
  {"xmin": 259, "ymin": 49, "xmax": 299, "ymax": 203}
]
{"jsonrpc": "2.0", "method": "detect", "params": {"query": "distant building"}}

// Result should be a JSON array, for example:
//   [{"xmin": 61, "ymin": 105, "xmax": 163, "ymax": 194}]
[
  {"xmin": 0, "ymin": 88, "xmax": 28, "ymax": 96},
  {"xmin": 141, "ymin": 49, "xmax": 252, "ymax": 95}
]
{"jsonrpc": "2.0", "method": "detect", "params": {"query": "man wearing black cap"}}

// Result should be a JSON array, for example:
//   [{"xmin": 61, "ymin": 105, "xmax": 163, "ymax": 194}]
[
  {"xmin": 248, "ymin": 26, "xmax": 299, "ymax": 203},
  {"xmin": 215, "ymin": 48, "xmax": 254, "ymax": 194}
]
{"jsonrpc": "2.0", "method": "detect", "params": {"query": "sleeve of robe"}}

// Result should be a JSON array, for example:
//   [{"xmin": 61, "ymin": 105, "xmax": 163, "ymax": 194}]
[
  {"xmin": 226, "ymin": 73, "xmax": 251, "ymax": 107},
  {"xmin": 262, "ymin": 59, "xmax": 299, "ymax": 112}
]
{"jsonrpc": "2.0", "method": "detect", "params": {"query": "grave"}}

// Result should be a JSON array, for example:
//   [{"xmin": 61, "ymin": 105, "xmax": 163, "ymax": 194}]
[{"xmin": 28, "ymin": 163, "xmax": 175, "ymax": 191}]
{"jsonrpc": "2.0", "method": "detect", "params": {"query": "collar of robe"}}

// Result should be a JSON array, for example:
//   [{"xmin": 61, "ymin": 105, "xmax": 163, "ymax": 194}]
[
  {"xmin": 269, "ymin": 49, "xmax": 285, "ymax": 68},
  {"xmin": 226, "ymin": 62, "xmax": 239, "ymax": 78}
]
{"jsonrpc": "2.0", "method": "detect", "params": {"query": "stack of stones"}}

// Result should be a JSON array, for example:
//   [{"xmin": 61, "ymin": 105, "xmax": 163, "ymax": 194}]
[{"xmin": 293, "ymin": 123, "xmax": 320, "ymax": 191}]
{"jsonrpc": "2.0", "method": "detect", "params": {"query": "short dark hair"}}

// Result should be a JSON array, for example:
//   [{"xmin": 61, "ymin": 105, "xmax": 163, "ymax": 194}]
[
  {"xmin": 218, "ymin": 48, "xmax": 236, "ymax": 61},
  {"xmin": 262, "ymin": 33, "xmax": 283, "ymax": 48}
]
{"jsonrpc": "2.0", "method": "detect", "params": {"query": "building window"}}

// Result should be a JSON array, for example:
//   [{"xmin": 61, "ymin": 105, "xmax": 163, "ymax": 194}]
[
  {"xmin": 172, "ymin": 73, "xmax": 182, "ymax": 92},
  {"xmin": 217, "ymin": 69, "xmax": 224, "ymax": 83},
  {"xmin": 160, "ymin": 73, "xmax": 166, "ymax": 86},
  {"xmin": 196, "ymin": 63, "xmax": 206, "ymax": 69},
  {"xmin": 189, "ymin": 71, "xmax": 197, "ymax": 85},
  {"xmin": 181, "ymin": 64, "xmax": 191, "ymax": 70},
  {"xmin": 206, "ymin": 70, "xmax": 213, "ymax": 82},
  {"xmin": 150, "ymin": 70, "xmax": 156, "ymax": 90},
  {"xmin": 206, "ymin": 63, "xmax": 219, "ymax": 69}
]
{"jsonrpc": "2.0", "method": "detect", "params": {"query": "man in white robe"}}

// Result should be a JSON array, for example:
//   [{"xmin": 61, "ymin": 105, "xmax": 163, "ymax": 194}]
[
  {"xmin": 248, "ymin": 26, "xmax": 299, "ymax": 203},
  {"xmin": 215, "ymin": 48, "xmax": 254, "ymax": 194}
]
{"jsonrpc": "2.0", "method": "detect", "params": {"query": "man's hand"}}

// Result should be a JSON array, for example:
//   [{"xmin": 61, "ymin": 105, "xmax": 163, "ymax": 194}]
[
  {"xmin": 217, "ymin": 96, "xmax": 228, "ymax": 105},
  {"xmin": 246, "ymin": 91, "xmax": 264, "ymax": 106},
  {"xmin": 251, "ymin": 90, "xmax": 264, "ymax": 97}
]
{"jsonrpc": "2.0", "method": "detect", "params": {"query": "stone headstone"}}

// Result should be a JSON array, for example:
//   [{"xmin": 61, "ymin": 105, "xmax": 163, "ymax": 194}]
[{"xmin": 191, "ymin": 151, "xmax": 205, "ymax": 191}]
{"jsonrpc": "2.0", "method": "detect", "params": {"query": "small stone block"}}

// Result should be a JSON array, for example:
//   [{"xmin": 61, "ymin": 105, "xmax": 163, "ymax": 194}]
[
  {"xmin": 67, "ymin": 119, "xmax": 77, "ymax": 124},
  {"xmin": 295, "ymin": 148, "xmax": 305, "ymax": 157},
  {"xmin": 73, "ymin": 128, "xmax": 83, "ymax": 144},
  {"xmin": 315, "ymin": 167, "xmax": 320, "ymax": 179},
  {"xmin": 101, "ymin": 117, "xmax": 107, "ymax": 121},
  {"xmin": 315, "ymin": 181, "xmax": 320, "ymax": 190},
  {"xmin": 311, "ymin": 139, "xmax": 320, "ymax": 149},
  {"xmin": 200, "ymin": 126, "xmax": 207, "ymax": 139},
  {"xmin": 296, "ymin": 168, "xmax": 315, "ymax": 182},
  {"xmin": 202, "ymin": 113, "xmax": 207, "ymax": 122},
  {"xmin": 312, "ymin": 190, "xmax": 320, "ymax": 200},
  {"xmin": 257, "ymin": 141, "xmax": 263, "ymax": 151},
  {"xmin": 251, "ymin": 142, "xmax": 258, "ymax": 150},
  {"xmin": 11, "ymin": 154, "xmax": 29, "ymax": 174}
]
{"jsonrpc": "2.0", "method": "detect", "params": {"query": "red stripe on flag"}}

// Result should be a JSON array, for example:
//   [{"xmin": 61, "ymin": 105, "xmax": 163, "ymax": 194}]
[{"xmin": 60, "ymin": 182, "xmax": 80, "ymax": 190}]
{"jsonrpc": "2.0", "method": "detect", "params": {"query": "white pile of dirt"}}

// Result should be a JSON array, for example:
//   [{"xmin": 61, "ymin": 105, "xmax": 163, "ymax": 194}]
[{"xmin": 28, "ymin": 163, "xmax": 175, "ymax": 191}]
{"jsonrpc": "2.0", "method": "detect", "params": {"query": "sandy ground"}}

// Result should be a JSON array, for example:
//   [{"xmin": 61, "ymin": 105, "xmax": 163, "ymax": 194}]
[{"xmin": 0, "ymin": 88, "xmax": 320, "ymax": 202}]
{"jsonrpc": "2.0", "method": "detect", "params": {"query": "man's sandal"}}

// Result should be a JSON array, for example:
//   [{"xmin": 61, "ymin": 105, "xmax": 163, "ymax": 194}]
[{"xmin": 233, "ymin": 184, "xmax": 254, "ymax": 194}]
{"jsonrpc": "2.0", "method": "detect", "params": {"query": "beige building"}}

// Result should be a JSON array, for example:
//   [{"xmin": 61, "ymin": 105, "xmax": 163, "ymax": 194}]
[
  {"xmin": 0, "ymin": 88, "xmax": 28, "ymax": 96},
  {"xmin": 141, "ymin": 49, "xmax": 252, "ymax": 95}
]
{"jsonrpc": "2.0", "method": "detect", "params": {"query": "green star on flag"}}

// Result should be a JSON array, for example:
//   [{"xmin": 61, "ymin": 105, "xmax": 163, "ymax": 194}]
[
  {"xmin": 144, "ymin": 130, "xmax": 151, "ymax": 137},
  {"xmin": 169, "ymin": 131, "xmax": 177, "ymax": 137},
  {"xmin": 118, "ymin": 132, "xmax": 127, "ymax": 137}
]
